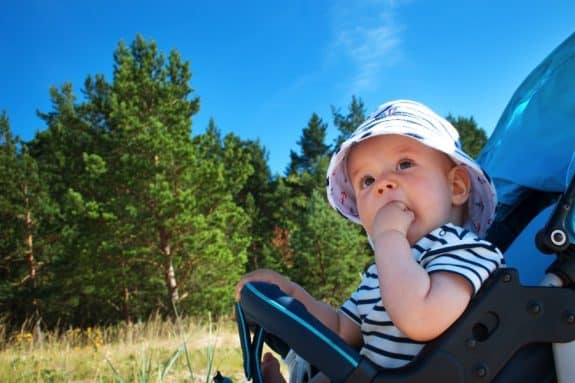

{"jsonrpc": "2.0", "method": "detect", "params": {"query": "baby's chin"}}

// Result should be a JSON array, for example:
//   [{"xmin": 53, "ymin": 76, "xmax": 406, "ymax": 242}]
[{"xmin": 406, "ymin": 225, "xmax": 427, "ymax": 245}]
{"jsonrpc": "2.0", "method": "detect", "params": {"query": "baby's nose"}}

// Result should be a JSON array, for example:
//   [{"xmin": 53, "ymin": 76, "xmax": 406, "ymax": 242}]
[{"xmin": 377, "ymin": 179, "xmax": 397, "ymax": 194}]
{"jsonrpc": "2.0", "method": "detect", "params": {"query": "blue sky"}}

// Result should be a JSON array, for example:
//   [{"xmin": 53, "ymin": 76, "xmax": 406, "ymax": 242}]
[{"xmin": 1, "ymin": 1, "xmax": 574, "ymax": 174}]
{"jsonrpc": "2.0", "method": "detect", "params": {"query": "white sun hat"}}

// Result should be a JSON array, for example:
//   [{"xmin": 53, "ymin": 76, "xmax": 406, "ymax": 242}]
[{"xmin": 326, "ymin": 99, "xmax": 497, "ymax": 238}]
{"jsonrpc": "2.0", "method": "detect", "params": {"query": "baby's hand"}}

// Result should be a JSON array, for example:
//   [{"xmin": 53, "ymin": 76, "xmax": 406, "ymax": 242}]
[
  {"xmin": 371, "ymin": 201, "xmax": 414, "ymax": 240},
  {"xmin": 235, "ymin": 269, "xmax": 294, "ymax": 302}
]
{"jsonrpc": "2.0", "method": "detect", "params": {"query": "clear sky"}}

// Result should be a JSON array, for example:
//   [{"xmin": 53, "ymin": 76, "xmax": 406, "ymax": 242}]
[{"xmin": 1, "ymin": 1, "xmax": 574, "ymax": 174}]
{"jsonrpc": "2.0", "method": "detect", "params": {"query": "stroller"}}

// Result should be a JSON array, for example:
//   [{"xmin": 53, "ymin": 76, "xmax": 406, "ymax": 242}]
[{"xmin": 235, "ymin": 31, "xmax": 575, "ymax": 383}]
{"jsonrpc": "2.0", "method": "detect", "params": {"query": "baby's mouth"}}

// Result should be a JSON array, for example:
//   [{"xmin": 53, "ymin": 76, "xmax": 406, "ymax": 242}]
[{"xmin": 385, "ymin": 199, "xmax": 408, "ymax": 210}]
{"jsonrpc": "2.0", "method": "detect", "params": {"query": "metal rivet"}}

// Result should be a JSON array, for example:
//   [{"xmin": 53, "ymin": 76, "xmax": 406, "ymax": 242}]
[
  {"xmin": 474, "ymin": 364, "xmax": 488, "ymax": 378},
  {"xmin": 502, "ymin": 273, "xmax": 511, "ymax": 283},
  {"xmin": 527, "ymin": 300, "xmax": 542, "ymax": 315},
  {"xmin": 466, "ymin": 338, "xmax": 477, "ymax": 349},
  {"xmin": 563, "ymin": 311, "xmax": 575, "ymax": 325},
  {"xmin": 550, "ymin": 229, "xmax": 567, "ymax": 247}
]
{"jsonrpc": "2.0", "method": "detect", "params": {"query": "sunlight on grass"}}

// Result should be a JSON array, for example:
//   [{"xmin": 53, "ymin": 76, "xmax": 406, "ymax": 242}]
[{"xmin": 0, "ymin": 315, "xmax": 251, "ymax": 382}]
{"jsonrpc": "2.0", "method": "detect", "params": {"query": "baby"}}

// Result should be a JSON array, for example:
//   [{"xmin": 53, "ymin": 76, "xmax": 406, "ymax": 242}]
[{"xmin": 237, "ymin": 99, "xmax": 504, "ymax": 382}]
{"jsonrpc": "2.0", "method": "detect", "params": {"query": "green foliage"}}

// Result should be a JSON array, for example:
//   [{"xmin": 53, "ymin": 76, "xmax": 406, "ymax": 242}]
[
  {"xmin": 446, "ymin": 114, "xmax": 488, "ymax": 158},
  {"xmin": 0, "ymin": 113, "xmax": 27, "ymax": 317},
  {"xmin": 0, "ymin": 112, "xmax": 51, "ymax": 325},
  {"xmin": 290, "ymin": 191, "xmax": 369, "ymax": 305},
  {"xmin": 331, "ymin": 95, "xmax": 367, "ymax": 150},
  {"xmin": 283, "ymin": 113, "xmax": 332, "ymax": 228},
  {"xmin": 102, "ymin": 35, "xmax": 250, "ymax": 319},
  {"xmin": 287, "ymin": 113, "xmax": 330, "ymax": 176},
  {"xmin": 0, "ymin": 35, "xmax": 490, "ymax": 330},
  {"xmin": 1, "ymin": 35, "xmax": 253, "ymax": 326}
]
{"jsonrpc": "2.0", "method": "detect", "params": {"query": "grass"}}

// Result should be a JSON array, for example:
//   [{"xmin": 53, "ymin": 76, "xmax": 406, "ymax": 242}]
[{"xmin": 0, "ymin": 314, "xmax": 266, "ymax": 382}]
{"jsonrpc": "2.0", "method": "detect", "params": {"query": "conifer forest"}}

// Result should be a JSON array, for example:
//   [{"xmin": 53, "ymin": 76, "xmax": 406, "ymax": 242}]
[{"xmin": 0, "ymin": 35, "xmax": 487, "ymax": 332}]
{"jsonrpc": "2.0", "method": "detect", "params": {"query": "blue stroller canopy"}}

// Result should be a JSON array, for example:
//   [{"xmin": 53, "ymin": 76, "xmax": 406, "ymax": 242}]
[
  {"xmin": 478, "ymin": 32, "xmax": 575, "ymax": 207},
  {"xmin": 478, "ymin": 32, "xmax": 575, "ymax": 285}
]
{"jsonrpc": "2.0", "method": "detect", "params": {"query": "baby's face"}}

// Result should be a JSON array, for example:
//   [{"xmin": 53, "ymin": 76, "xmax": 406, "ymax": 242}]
[{"xmin": 346, "ymin": 134, "xmax": 459, "ymax": 244}]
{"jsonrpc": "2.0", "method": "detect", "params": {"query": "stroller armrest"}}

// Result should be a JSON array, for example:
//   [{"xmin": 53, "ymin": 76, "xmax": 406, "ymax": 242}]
[
  {"xmin": 238, "ymin": 281, "xmax": 365, "ymax": 382},
  {"xmin": 237, "ymin": 282, "xmax": 463, "ymax": 382}
]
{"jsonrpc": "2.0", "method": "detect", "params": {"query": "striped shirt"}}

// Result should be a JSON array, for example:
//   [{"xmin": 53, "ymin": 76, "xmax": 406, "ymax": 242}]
[{"xmin": 340, "ymin": 223, "xmax": 504, "ymax": 369}]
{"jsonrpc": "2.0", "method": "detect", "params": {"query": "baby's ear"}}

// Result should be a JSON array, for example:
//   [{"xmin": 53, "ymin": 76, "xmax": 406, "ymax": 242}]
[{"xmin": 449, "ymin": 165, "xmax": 471, "ymax": 206}]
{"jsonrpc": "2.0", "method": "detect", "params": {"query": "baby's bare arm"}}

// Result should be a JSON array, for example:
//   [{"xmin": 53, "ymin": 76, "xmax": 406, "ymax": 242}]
[
  {"xmin": 373, "ymin": 231, "xmax": 472, "ymax": 341},
  {"xmin": 235, "ymin": 269, "xmax": 294, "ymax": 301},
  {"xmin": 370, "ymin": 202, "xmax": 472, "ymax": 341},
  {"xmin": 236, "ymin": 269, "xmax": 362, "ymax": 348}
]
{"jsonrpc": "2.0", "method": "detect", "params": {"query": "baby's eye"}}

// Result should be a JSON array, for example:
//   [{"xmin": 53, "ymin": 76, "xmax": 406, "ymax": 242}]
[
  {"xmin": 360, "ymin": 175, "xmax": 375, "ymax": 189},
  {"xmin": 396, "ymin": 159, "xmax": 415, "ymax": 171}
]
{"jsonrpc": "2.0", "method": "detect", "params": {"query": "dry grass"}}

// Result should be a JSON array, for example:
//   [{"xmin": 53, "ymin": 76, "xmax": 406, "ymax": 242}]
[{"xmin": 0, "ymin": 315, "xmax": 267, "ymax": 382}]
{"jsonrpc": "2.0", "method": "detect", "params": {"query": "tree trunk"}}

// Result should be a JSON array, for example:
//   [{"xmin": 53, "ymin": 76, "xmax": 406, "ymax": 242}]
[
  {"xmin": 23, "ymin": 183, "xmax": 37, "ymax": 310},
  {"xmin": 119, "ymin": 259, "xmax": 132, "ymax": 324},
  {"xmin": 122, "ymin": 286, "xmax": 132, "ymax": 324},
  {"xmin": 160, "ymin": 228, "xmax": 179, "ymax": 316}
]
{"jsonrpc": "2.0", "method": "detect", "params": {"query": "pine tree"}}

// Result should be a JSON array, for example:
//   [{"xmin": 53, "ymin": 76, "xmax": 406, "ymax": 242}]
[
  {"xmin": 290, "ymin": 191, "xmax": 369, "ymax": 305},
  {"xmin": 188, "ymin": 120, "xmax": 252, "ymax": 315},
  {"xmin": 446, "ymin": 115, "xmax": 487, "ymax": 158},
  {"xmin": 331, "ymin": 95, "xmax": 367, "ymax": 150},
  {"xmin": 30, "ymin": 82, "xmax": 117, "ymax": 326},
  {"xmin": 234, "ymin": 139, "xmax": 281, "ymax": 271},
  {"xmin": 105, "ymin": 35, "xmax": 206, "ymax": 317},
  {"xmin": 283, "ymin": 113, "xmax": 332, "ymax": 216},
  {"xmin": 0, "ymin": 112, "xmax": 48, "ymax": 325},
  {"xmin": 287, "ymin": 113, "xmax": 330, "ymax": 176},
  {"xmin": 21, "ymin": 35, "xmax": 253, "ymax": 324}
]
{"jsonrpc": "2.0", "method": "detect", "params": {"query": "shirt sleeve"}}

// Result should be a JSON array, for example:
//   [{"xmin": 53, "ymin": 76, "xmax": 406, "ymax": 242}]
[
  {"xmin": 418, "ymin": 226, "xmax": 504, "ymax": 294},
  {"xmin": 339, "ymin": 264, "xmax": 379, "ymax": 325}
]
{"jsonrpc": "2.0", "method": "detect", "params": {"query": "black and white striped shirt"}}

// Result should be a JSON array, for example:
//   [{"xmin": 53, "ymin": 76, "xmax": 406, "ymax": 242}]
[{"xmin": 340, "ymin": 223, "xmax": 504, "ymax": 368}]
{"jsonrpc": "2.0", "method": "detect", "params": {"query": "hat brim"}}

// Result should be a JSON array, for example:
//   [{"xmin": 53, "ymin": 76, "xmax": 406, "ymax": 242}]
[{"xmin": 326, "ymin": 119, "xmax": 496, "ymax": 238}]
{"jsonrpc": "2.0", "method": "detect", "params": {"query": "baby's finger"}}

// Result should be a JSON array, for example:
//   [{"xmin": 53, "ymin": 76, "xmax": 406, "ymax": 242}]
[
  {"xmin": 390, "ymin": 200, "xmax": 409, "ymax": 212},
  {"xmin": 235, "ymin": 283, "xmax": 243, "ymax": 301}
]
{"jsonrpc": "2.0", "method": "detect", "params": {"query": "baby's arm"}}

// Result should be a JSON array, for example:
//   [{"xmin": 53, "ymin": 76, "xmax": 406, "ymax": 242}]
[
  {"xmin": 236, "ymin": 269, "xmax": 362, "ymax": 348},
  {"xmin": 371, "ymin": 203, "xmax": 473, "ymax": 342}
]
